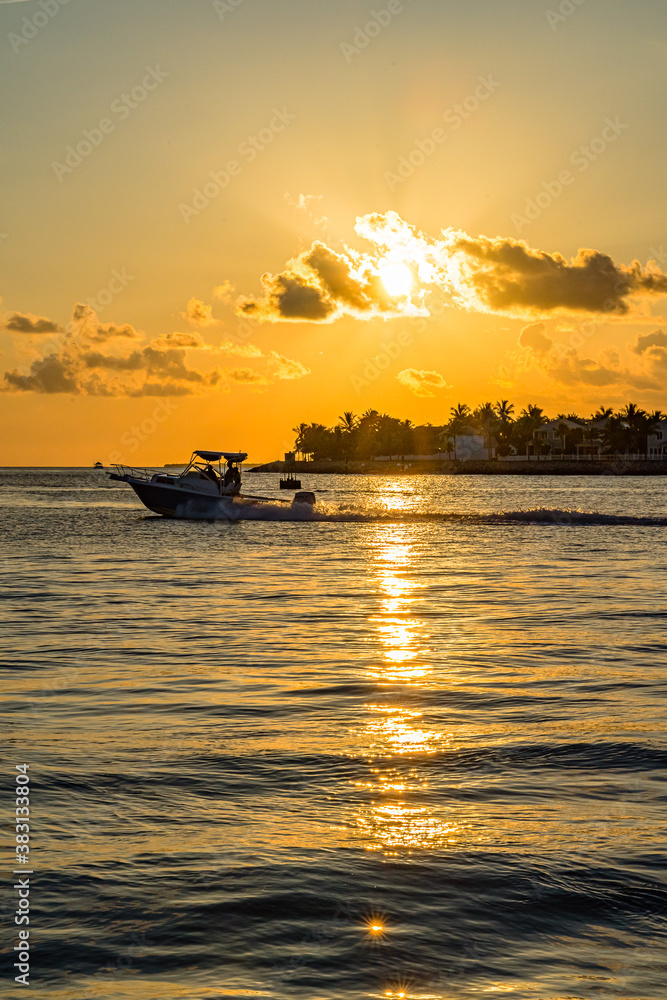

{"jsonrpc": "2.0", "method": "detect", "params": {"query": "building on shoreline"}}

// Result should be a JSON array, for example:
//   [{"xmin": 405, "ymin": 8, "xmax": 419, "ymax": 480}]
[{"xmin": 648, "ymin": 418, "xmax": 667, "ymax": 459}]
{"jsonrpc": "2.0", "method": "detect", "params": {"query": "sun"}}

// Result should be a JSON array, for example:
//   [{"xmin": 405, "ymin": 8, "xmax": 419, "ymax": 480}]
[{"xmin": 379, "ymin": 260, "xmax": 413, "ymax": 298}]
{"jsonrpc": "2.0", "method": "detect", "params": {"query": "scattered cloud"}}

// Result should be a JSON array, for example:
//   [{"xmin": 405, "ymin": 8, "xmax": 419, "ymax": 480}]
[
  {"xmin": 4, "ymin": 354, "xmax": 79, "ymax": 393},
  {"xmin": 397, "ymin": 368, "xmax": 451, "ymax": 397},
  {"xmin": 4, "ymin": 311, "xmax": 64, "ymax": 335},
  {"xmin": 499, "ymin": 322, "xmax": 664, "ymax": 393},
  {"xmin": 218, "ymin": 338, "xmax": 262, "ymax": 357},
  {"xmin": 266, "ymin": 351, "xmax": 310, "ymax": 380},
  {"xmin": 183, "ymin": 297, "xmax": 216, "ymax": 326},
  {"xmin": 545, "ymin": 348, "xmax": 640, "ymax": 388},
  {"xmin": 71, "ymin": 303, "xmax": 140, "ymax": 342},
  {"xmin": 518, "ymin": 321, "xmax": 552, "ymax": 354},
  {"xmin": 213, "ymin": 281, "xmax": 235, "ymax": 303},
  {"xmin": 284, "ymin": 192, "xmax": 329, "ymax": 232},
  {"xmin": 224, "ymin": 367, "xmax": 269, "ymax": 385},
  {"xmin": 632, "ymin": 328, "xmax": 667, "ymax": 355},
  {"xmin": 151, "ymin": 331, "xmax": 206, "ymax": 349},
  {"xmin": 2, "ymin": 303, "xmax": 310, "ymax": 396},
  {"xmin": 632, "ymin": 327, "xmax": 667, "ymax": 374}
]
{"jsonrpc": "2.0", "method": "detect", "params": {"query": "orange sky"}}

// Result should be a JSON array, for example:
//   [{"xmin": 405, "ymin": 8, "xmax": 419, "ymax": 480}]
[{"xmin": 2, "ymin": 0, "xmax": 666, "ymax": 464}]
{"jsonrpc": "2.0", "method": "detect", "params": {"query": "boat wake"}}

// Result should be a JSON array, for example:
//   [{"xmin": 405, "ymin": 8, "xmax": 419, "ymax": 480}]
[{"xmin": 173, "ymin": 501, "xmax": 667, "ymax": 526}]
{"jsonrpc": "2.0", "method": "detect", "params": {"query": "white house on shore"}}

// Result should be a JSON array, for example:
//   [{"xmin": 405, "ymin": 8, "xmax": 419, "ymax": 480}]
[
  {"xmin": 531, "ymin": 418, "xmax": 583, "ymax": 456},
  {"xmin": 440, "ymin": 425, "xmax": 493, "ymax": 460},
  {"xmin": 648, "ymin": 418, "xmax": 667, "ymax": 459}
]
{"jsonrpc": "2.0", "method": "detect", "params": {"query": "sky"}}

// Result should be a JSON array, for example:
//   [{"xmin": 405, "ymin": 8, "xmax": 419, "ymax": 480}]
[{"xmin": 1, "ymin": 0, "xmax": 667, "ymax": 464}]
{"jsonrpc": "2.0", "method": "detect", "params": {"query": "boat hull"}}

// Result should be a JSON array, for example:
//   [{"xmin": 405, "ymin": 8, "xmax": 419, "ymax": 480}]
[{"xmin": 123, "ymin": 478, "xmax": 232, "ymax": 518}]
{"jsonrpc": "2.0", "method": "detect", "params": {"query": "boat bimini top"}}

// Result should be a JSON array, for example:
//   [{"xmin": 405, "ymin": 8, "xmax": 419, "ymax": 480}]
[{"xmin": 193, "ymin": 450, "xmax": 248, "ymax": 463}]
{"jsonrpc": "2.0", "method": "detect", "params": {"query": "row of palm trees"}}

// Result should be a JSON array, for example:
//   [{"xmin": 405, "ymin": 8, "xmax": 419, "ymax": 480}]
[
  {"xmin": 292, "ymin": 402, "xmax": 664, "ymax": 461},
  {"xmin": 293, "ymin": 410, "xmax": 423, "ymax": 463}
]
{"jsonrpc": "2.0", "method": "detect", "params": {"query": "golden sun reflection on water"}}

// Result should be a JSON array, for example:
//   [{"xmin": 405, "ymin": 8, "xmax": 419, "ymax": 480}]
[
  {"xmin": 368, "ymin": 528, "xmax": 431, "ymax": 680},
  {"xmin": 352, "ymin": 528, "xmax": 476, "ymax": 853},
  {"xmin": 365, "ymin": 705, "xmax": 438, "ymax": 755}
]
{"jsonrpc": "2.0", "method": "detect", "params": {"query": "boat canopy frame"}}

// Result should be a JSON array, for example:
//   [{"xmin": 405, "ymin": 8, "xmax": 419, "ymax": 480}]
[{"xmin": 192, "ymin": 450, "xmax": 248, "ymax": 464}]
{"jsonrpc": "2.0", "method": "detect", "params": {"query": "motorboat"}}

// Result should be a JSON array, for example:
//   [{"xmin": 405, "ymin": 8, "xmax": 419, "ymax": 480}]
[{"xmin": 109, "ymin": 449, "xmax": 315, "ymax": 518}]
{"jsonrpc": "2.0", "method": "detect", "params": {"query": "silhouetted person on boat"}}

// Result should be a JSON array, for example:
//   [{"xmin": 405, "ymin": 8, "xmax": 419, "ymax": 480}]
[
  {"xmin": 223, "ymin": 462, "xmax": 241, "ymax": 491},
  {"xmin": 204, "ymin": 463, "xmax": 218, "ymax": 483}
]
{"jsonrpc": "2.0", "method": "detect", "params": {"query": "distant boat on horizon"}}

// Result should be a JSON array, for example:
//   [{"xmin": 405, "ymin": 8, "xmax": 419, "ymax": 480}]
[{"xmin": 93, "ymin": 461, "xmax": 104, "ymax": 469}]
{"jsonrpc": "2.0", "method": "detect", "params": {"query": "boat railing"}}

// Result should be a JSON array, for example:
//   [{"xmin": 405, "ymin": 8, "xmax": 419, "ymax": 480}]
[{"xmin": 113, "ymin": 464, "xmax": 163, "ymax": 482}]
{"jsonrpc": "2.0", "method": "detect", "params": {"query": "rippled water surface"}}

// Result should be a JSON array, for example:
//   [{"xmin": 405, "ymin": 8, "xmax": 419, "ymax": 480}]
[{"xmin": 2, "ymin": 469, "xmax": 666, "ymax": 999}]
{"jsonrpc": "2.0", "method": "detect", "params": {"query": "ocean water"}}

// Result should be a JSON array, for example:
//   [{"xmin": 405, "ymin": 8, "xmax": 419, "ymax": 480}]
[{"xmin": 1, "ymin": 468, "xmax": 666, "ymax": 1000}]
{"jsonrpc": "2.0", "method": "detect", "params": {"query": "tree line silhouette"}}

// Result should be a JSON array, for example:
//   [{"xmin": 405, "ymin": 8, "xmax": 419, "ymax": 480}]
[{"xmin": 291, "ymin": 402, "xmax": 664, "ymax": 461}]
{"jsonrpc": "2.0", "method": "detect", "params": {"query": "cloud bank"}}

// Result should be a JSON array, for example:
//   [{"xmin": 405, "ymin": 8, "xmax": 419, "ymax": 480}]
[
  {"xmin": 237, "ymin": 211, "xmax": 667, "ymax": 323},
  {"xmin": 2, "ymin": 303, "xmax": 309, "ymax": 396}
]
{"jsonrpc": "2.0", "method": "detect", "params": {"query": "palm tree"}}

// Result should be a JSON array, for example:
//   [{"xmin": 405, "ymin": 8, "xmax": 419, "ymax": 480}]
[
  {"xmin": 621, "ymin": 402, "xmax": 645, "ymax": 422},
  {"xmin": 338, "ymin": 411, "xmax": 358, "ymax": 433},
  {"xmin": 292, "ymin": 422, "xmax": 309, "ymax": 460},
  {"xmin": 514, "ymin": 404, "xmax": 546, "ymax": 457},
  {"xmin": 621, "ymin": 403, "xmax": 648, "ymax": 455},
  {"xmin": 555, "ymin": 421, "xmax": 570, "ymax": 458},
  {"xmin": 602, "ymin": 414, "xmax": 630, "ymax": 456},
  {"xmin": 474, "ymin": 402, "xmax": 499, "ymax": 459},
  {"xmin": 520, "ymin": 403, "xmax": 546, "ymax": 423},
  {"xmin": 450, "ymin": 402, "xmax": 471, "ymax": 421},
  {"xmin": 356, "ymin": 409, "xmax": 381, "ymax": 460},
  {"xmin": 399, "ymin": 418, "xmax": 413, "ymax": 463},
  {"xmin": 493, "ymin": 400, "xmax": 515, "ymax": 456},
  {"xmin": 448, "ymin": 403, "xmax": 472, "ymax": 436},
  {"xmin": 494, "ymin": 399, "xmax": 515, "ymax": 423},
  {"xmin": 439, "ymin": 432, "xmax": 454, "ymax": 459},
  {"xmin": 593, "ymin": 406, "xmax": 613, "ymax": 421},
  {"xmin": 337, "ymin": 411, "xmax": 358, "ymax": 471}
]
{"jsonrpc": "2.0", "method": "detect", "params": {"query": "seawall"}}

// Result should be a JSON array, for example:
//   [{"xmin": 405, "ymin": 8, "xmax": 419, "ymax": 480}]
[{"xmin": 249, "ymin": 459, "xmax": 667, "ymax": 476}]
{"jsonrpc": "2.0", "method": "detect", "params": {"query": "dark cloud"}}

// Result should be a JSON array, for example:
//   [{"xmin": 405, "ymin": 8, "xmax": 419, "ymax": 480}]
[
  {"xmin": 71, "ymin": 303, "xmax": 140, "ymax": 342},
  {"xmin": 238, "ymin": 272, "xmax": 335, "ymax": 321},
  {"xmin": 5, "ymin": 312, "xmax": 64, "ymax": 334},
  {"xmin": 236, "ymin": 239, "xmax": 414, "ymax": 322},
  {"xmin": 305, "ymin": 244, "xmax": 371, "ymax": 311},
  {"xmin": 4, "ymin": 354, "xmax": 79, "ymax": 393},
  {"xmin": 151, "ymin": 332, "xmax": 205, "ymax": 349},
  {"xmin": 82, "ymin": 345, "xmax": 205, "ymax": 383},
  {"xmin": 446, "ymin": 234, "xmax": 667, "ymax": 317},
  {"xmin": 224, "ymin": 367, "xmax": 269, "ymax": 385},
  {"xmin": 141, "ymin": 346, "xmax": 205, "ymax": 382},
  {"xmin": 81, "ymin": 350, "xmax": 144, "ymax": 372},
  {"xmin": 127, "ymin": 382, "xmax": 195, "ymax": 397},
  {"xmin": 632, "ymin": 329, "xmax": 667, "ymax": 354},
  {"xmin": 3, "ymin": 327, "xmax": 309, "ymax": 395}
]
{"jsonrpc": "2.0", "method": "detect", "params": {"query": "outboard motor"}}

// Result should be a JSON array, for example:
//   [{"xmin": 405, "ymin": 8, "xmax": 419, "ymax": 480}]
[{"xmin": 292, "ymin": 490, "xmax": 316, "ymax": 506}]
